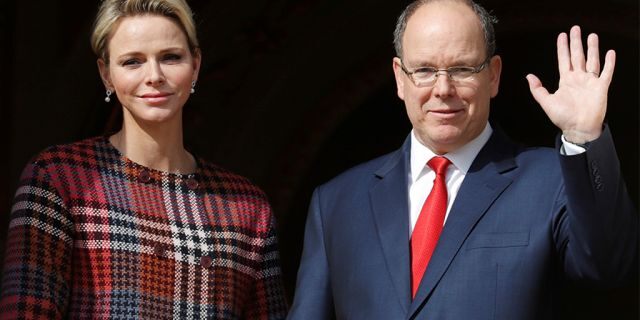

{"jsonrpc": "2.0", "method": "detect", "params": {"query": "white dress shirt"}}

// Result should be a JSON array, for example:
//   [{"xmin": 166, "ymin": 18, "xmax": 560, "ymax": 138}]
[
  {"xmin": 408, "ymin": 123, "xmax": 587, "ymax": 235},
  {"xmin": 408, "ymin": 123, "xmax": 493, "ymax": 235}
]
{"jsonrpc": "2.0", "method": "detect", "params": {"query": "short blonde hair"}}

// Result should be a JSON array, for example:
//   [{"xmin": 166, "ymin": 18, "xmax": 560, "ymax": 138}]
[{"xmin": 91, "ymin": 0, "xmax": 199, "ymax": 63}]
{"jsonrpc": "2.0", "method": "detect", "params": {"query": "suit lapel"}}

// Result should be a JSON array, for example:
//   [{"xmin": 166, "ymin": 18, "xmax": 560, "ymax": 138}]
[
  {"xmin": 409, "ymin": 131, "xmax": 518, "ymax": 318},
  {"xmin": 369, "ymin": 136, "xmax": 412, "ymax": 314}
]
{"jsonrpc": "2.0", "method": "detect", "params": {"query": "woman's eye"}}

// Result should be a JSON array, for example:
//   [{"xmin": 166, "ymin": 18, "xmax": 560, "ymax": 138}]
[{"xmin": 122, "ymin": 59, "xmax": 140, "ymax": 66}]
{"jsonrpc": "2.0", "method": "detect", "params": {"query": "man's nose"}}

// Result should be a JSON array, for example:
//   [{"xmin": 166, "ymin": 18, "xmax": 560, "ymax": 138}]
[{"xmin": 431, "ymin": 72, "xmax": 455, "ymax": 97}]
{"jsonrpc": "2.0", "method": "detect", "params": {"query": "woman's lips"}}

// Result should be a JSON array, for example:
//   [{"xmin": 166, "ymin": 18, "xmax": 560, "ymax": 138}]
[{"xmin": 140, "ymin": 93, "xmax": 172, "ymax": 105}]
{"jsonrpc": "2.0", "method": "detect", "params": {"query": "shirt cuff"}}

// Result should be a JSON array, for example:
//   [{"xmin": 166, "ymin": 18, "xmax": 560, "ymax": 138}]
[{"xmin": 560, "ymin": 134, "xmax": 587, "ymax": 155}]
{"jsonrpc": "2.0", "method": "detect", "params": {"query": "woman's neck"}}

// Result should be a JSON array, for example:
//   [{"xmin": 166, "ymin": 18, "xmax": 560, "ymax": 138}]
[{"xmin": 109, "ymin": 115, "xmax": 196, "ymax": 174}]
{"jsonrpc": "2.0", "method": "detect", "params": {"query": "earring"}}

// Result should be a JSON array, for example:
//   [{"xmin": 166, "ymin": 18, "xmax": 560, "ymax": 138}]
[
  {"xmin": 190, "ymin": 81, "xmax": 196, "ymax": 94},
  {"xmin": 105, "ymin": 89, "xmax": 112, "ymax": 103}
]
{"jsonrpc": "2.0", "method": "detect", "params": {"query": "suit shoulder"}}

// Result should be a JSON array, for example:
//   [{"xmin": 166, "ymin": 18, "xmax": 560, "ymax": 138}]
[
  {"xmin": 319, "ymin": 149, "xmax": 400, "ymax": 190},
  {"xmin": 516, "ymin": 145, "xmax": 559, "ymax": 168}
]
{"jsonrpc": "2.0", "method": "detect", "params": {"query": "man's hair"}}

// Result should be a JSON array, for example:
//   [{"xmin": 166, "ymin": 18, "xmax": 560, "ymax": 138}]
[{"xmin": 393, "ymin": 0, "xmax": 498, "ymax": 59}]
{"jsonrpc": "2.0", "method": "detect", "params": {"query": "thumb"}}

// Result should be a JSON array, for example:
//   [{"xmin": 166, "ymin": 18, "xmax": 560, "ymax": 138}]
[{"xmin": 526, "ymin": 74, "xmax": 550, "ymax": 107}]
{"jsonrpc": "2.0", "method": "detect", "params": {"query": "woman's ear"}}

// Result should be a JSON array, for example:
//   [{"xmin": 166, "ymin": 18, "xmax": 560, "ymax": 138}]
[
  {"xmin": 97, "ymin": 58, "xmax": 113, "ymax": 90},
  {"xmin": 191, "ymin": 48, "xmax": 202, "ymax": 82}
]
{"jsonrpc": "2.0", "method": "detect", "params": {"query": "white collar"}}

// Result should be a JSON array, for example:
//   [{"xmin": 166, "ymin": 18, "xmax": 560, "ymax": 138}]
[{"xmin": 410, "ymin": 123, "xmax": 493, "ymax": 183}]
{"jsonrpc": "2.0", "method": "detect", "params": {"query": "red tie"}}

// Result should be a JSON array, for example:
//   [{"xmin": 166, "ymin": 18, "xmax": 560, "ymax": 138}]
[{"xmin": 411, "ymin": 156, "xmax": 451, "ymax": 298}]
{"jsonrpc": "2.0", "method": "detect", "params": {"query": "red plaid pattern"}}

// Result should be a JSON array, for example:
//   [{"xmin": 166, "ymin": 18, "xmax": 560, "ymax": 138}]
[{"xmin": 0, "ymin": 137, "xmax": 288, "ymax": 319}]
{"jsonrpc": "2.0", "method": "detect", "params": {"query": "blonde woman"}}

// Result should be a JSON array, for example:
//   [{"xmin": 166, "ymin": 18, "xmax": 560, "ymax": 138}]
[{"xmin": 0, "ymin": 0, "xmax": 287, "ymax": 318}]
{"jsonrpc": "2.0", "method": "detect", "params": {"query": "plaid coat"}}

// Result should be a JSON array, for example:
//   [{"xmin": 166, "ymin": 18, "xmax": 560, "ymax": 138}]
[{"xmin": 0, "ymin": 137, "xmax": 288, "ymax": 319}]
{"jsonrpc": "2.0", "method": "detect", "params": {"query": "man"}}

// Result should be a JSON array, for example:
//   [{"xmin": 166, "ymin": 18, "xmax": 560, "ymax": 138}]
[{"xmin": 287, "ymin": 0, "xmax": 638, "ymax": 319}]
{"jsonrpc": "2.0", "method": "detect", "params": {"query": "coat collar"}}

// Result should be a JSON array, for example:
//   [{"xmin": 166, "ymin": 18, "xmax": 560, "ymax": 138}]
[{"xmin": 370, "ymin": 135, "xmax": 412, "ymax": 313}]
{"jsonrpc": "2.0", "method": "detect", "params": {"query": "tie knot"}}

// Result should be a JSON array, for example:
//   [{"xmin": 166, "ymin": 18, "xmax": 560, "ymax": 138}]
[{"xmin": 427, "ymin": 156, "xmax": 451, "ymax": 176}]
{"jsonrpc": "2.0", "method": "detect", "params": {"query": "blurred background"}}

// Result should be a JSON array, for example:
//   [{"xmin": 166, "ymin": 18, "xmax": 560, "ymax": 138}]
[{"xmin": 0, "ymin": 0, "xmax": 637, "ymax": 318}]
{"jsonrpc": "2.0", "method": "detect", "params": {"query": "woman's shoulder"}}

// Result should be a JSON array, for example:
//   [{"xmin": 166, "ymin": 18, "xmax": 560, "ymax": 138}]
[
  {"xmin": 16, "ymin": 137, "xmax": 109, "ymax": 193},
  {"xmin": 195, "ymin": 159, "xmax": 275, "ymax": 227},
  {"xmin": 196, "ymin": 158, "xmax": 269, "ymax": 200},
  {"xmin": 28, "ymin": 136, "xmax": 107, "ymax": 167}
]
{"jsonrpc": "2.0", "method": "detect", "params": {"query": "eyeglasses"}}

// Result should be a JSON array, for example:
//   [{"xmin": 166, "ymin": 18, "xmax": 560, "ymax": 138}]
[{"xmin": 399, "ymin": 56, "xmax": 491, "ymax": 87}]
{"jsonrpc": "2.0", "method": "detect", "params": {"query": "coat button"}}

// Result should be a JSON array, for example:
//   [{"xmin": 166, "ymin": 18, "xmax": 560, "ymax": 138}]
[
  {"xmin": 139, "ymin": 170, "xmax": 151, "ymax": 183},
  {"xmin": 200, "ymin": 255, "xmax": 212, "ymax": 268},
  {"xmin": 154, "ymin": 245, "xmax": 165, "ymax": 257},
  {"xmin": 186, "ymin": 178, "xmax": 199, "ymax": 190}
]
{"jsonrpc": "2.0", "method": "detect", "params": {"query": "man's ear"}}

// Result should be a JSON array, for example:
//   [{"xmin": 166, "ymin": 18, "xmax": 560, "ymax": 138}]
[
  {"xmin": 97, "ymin": 58, "xmax": 113, "ymax": 90},
  {"xmin": 392, "ymin": 57, "xmax": 406, "ymax": 101},
  {"xmin": 488, "ymin": 55, "xmax": 502, "ymax": 98}
]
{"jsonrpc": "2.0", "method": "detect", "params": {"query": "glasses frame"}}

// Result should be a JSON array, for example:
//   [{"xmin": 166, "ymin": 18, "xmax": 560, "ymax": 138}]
[{"xmin": 399, "ymin": 56, "xmax": 492, "ymax": 87}]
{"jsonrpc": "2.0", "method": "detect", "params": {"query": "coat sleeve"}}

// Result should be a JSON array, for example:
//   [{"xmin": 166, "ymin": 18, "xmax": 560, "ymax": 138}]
[
  {"xmin": 287, "ymin": 188, "xmax": 334, "ymax": 320},
  {"xmin": 244, "ymin": 202, "xmax": 289, "ymax": 320},
  {"xmin": 0, "ymin": 160, "xmax": 74, "ymax": 319},
  {"xmin": 554, "ymin": 125, "xmax": 638, "ymax": 285}
]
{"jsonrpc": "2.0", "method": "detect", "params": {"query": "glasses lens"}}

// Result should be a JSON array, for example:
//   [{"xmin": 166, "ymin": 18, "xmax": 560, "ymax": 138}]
[
  {"xmin": 449, "ymin": 68, "xmax": 475, "ymax": 81},
  {"xmin": 406, "ymin": 57, "xmax": 489, "ymax": 87},
  {"xmin": 414, "ymin": 70, "xmax": 435, "ymax": 80}
]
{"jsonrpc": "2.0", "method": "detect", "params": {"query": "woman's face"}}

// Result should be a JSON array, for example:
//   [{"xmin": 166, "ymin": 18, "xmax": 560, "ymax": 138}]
[{"xmin": 98, "ymin": 15, "xmax": 200, "ymax": 125}]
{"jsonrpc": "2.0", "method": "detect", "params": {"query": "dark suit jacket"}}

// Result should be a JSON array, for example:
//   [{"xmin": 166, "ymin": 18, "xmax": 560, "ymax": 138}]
[{"xmin": 287, "ymin": 126, "xmax": 637, "ymax": 320}]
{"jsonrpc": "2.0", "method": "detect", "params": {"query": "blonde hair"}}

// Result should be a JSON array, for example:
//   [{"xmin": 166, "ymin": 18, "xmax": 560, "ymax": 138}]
[{"xmin": 91, "ymin": 0, "xmax": 199, "ymax": 63}]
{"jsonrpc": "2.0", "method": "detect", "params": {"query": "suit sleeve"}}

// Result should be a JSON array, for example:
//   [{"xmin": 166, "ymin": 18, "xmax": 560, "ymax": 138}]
[
  {"xmin": 555, "ymin": 125, "xmax": 638, "ymax": 285},
  {"xmin": 0, "ymin": 160, "xmax": 73, "ymax": 319},
  {"xmin": 287, "ymin": 188, "xmax": 334, "ymax": 320}
]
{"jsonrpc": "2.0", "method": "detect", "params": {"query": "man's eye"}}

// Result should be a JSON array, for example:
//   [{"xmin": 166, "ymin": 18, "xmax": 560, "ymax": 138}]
[
  {"xmin": 414, "ymin": 68, "xmax": 436, "ymax": 76},
  {"xmin": 163, "ymin": 54, "xmax": 182, "ymax": 61},
  {"xmin": 448, "ymin": 67, "xmax": 474, "ymax": 76}
]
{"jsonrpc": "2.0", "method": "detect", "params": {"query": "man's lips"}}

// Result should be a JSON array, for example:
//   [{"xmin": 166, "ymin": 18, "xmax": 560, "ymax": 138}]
[
  {"xmin": 430, "ymin": 109, "xmax": 461, "ymax": 113},
  {"xmin": 428, "ymin": 108, "xmax": 464, "ymax": 117}
]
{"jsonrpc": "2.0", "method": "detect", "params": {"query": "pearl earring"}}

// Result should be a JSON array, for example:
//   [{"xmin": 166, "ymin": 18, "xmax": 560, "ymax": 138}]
[
  {"xmin": 105, "ymin": 89, "xmax": 112, "ymax": 103},
  {"xmin": 191, "ymin": 81, "xmax": 196, "ymax": 94}
]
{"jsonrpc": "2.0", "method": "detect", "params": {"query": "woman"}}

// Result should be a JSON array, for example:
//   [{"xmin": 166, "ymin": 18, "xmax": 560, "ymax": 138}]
[{"xmin": 0, "ymin": 0, "xmax": 288, "ymax": 318}]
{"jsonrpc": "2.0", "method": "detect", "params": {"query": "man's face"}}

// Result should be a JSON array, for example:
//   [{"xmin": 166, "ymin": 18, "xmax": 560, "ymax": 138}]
[{"xmin": 392, "ymin": 1, "xmax": 501, "ymax": 154}]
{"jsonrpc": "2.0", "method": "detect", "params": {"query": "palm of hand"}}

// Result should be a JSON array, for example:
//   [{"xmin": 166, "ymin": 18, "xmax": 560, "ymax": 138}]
[{"xmin": 526, "ymin": 25, "xmax": 615, "ymax": 144}]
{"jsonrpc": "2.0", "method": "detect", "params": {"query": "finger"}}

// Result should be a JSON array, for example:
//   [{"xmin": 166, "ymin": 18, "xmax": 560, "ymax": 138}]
[
  {"xmin": 557, "ymin": 33, "xmax": 570, "ymax": 73},
  {"xmin": 569, "ymin": 25, "xmax": 586, "ymax": 71},
  {"xmin": 526, "ymin": 74, "xmax": 550, "ymax": 107},
  {"xmin": 600, "ymin": 49, "xmax": 616, "ymax": 86},
  {"xmin": 585, "ymin": 33, "xmax": 600, "ymax": 75}
]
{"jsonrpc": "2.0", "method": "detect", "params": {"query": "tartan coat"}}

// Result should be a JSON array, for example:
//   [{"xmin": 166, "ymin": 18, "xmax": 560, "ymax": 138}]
[{"xmin": 0, "ymin": 136, "xmax": 288, "ymax": 319}]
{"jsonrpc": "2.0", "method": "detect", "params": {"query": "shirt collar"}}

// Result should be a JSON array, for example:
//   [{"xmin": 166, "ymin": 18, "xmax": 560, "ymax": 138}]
[{"xmin": 410, "ymin": 123, "xmax": 493, "ymax": 183}]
